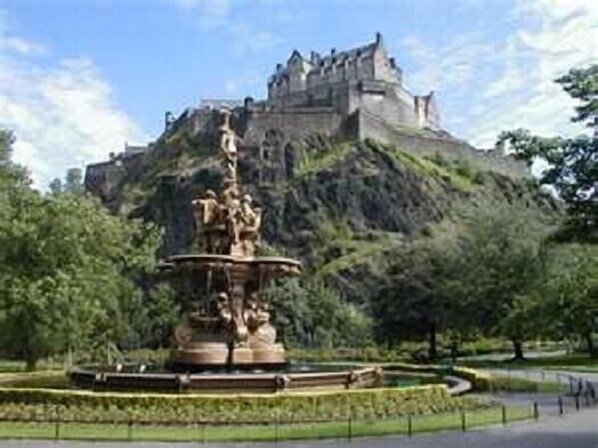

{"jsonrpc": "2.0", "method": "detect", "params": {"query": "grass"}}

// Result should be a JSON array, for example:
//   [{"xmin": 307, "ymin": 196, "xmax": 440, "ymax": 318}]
[
  {"xmin": 363, "ymin": 139, "xmax": 474, "ymax": 192},
  {"xmin": 0, "ymin": 406, "xmax": 531, "ymax": 442},
  {"xmin": 460, "ymin": 354, "xmax": 598, "ymax": 372},
  {"xmin": 296, "ymin": 142, "xmax": 353, "ymax": 176}
]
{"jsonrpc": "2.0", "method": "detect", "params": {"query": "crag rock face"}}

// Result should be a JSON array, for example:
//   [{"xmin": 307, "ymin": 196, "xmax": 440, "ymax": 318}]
[{"xmin": 100, "ymin": 133, "xmax": 551, "ymax": 303}]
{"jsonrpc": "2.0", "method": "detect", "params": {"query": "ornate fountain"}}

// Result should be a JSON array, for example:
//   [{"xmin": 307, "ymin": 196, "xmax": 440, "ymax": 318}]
[
  {"xmin": 162, "ymin": 110, "xmax": 301, "ymax": 370},
  {"xmin": 69, "ymin": 110, "xmax": 381, "ymax": 392}
]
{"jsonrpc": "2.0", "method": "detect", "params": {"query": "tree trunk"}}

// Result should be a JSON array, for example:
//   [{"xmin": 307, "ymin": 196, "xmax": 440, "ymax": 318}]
[
  {"xmin": 25, "ymin": 354, "xmax": 37, "ymax": 372},
  {"xmin": 428, "ymin": 322, "xmax": 437, "ymax": 360},
  {"xmin": 511, "ymin": 338, "xmax": 525, "ymax": 361},
  {"xmin": 585, "ymin": 332, "xmax": 595, "ymax": 357}
]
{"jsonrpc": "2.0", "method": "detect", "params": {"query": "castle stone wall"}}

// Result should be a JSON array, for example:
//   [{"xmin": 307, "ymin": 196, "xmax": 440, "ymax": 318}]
[
  {"xmin": 243, "ymin": 108, "xmax": 344, "ymax": 147},
  {"xmin": 356, "ymin": 110, "xmax": 529, "ymax": 178}
]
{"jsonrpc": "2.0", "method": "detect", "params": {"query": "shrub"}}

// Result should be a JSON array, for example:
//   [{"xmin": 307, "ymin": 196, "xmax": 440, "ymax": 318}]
[{"xmin": 0, "ymin": 384, "xmax": 473, "ymax": 424}]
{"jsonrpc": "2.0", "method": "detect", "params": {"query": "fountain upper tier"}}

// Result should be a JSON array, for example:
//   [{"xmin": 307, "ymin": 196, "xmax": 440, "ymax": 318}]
[{"xmin": 159, "ymin": 254, "xmax": 302, "ymax": 279}]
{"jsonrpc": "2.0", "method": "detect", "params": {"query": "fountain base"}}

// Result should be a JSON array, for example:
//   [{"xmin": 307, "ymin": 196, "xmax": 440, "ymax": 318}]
[{"xmin": 169, "ymin": 343, "xmax": 286, "ymax": 371}]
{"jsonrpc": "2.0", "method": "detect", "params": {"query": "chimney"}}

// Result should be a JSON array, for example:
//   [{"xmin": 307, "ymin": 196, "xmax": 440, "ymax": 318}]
[
  {"xmin": 375, "ymin": 32, "xmax": 383, "ymax": 46},
  {"xmin": 276, "ymin": 63, "xmax": 283, "ymax": 72},
  {"xmin": 389, "ymin": 57, "xmax": 396, "ymax": 68},
  {"xmin": 331, "ymin": 48, "xmax": 336, "ymax": 57},
  {"xmin": 310, "ymin": 51, "xmax": 320, "ymax": 63}
]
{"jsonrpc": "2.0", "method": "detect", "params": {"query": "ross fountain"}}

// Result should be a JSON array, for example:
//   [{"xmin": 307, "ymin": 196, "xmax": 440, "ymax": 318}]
[
  {"xmin": 69, "ymin": 109, "xmax": 380, "ymax": 392},
  {"xmin": 162, "ymin": 109, "xmax": 301, "ymax": 370}
]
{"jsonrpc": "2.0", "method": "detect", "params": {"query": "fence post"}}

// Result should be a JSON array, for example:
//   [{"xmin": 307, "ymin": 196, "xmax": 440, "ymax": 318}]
[
  {"xmin": 575, "ymin": 395, "xmax": 580, "ymax": 411},
  {"xmin": 558, "ymin": 396, "xmax": 564, "ymax": 416},
  {"xmin": 407, "ymin": 414, "xmax": 413, "ymax": 437},
  {"xmin": 54, "ymin": 408, "xmax": 60, "ymax": 441},
  {"xmin": 533, "ymin": 402, "xmax": 539, "ymax": 420},
  {"xmin": 570, "ymin": 377, "xmax": 575, "ymax": 395},
  {"xmin": 585, "ymin": 389, "xmax": 591, "ymax": 407},
  {"xmin": 347, "ymin": 416, "xmax": 352, "ymax": 442},
  {"xmin": 501, "ymin": 405, "xmax": 507, "ymax": 425},
  {"xmin": 127, "ymin": 420, "xmax": 133, "ymax": 441},
  {"xmin": 461, "ymin": 411, "xmax": 466, "ymax": 432},
  {"xmin": 275, "ymin": 409, "xmax": 279, "ymax": 443}
]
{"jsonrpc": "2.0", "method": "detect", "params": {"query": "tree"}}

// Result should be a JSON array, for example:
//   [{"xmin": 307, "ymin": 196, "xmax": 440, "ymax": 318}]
[
  {"xmin": 48, "ymin": 178, "xmax": 63, "ymax": 195},
  {"xmin": 374, "ymin": 202, "xmax": 555, "ymax": 360},
  {"xmin": 64, "ymin": 168, "xmax": 84, "ymax": 195},
  {"xmin": 456, "ymin": 203, "xmax": 555, "ymax": 359},
  {"xmin": 0, "ymin": 186, "xmax": 163, "ymax": 369},
  {"xmin": 542, "ymin": 244, "xmax": 598, "ymax": 356},
  {"xmin": 372, "ymin": 227, "xmax": 470, "ymax": 359},
  {"xmin": 263, "ymin": 279, "xmax": 373, "ymax": 349},
  {"xmin": 496, "ymin": 65, "xmax": 597, "ymax": 239}
]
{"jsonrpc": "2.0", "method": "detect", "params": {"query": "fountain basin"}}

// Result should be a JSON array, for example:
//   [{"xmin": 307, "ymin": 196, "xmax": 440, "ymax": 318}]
[{"xmin": 68, "ymin": 364, "xmax": 383, "ymax": 393}]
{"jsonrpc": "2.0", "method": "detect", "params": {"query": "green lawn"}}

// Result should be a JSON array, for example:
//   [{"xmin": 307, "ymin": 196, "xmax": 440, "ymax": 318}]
[
  {"xmin": 0, "ymin": 406, "xmax": 531, "ymax": 442},
  {"xmin": 461, "ymin": 354, "xmax": 598, "ymax": 372}
]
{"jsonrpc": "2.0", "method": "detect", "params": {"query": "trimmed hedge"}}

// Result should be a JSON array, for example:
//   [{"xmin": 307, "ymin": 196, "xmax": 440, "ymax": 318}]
[
  {"xmin": 0, "ymin": 384, "xmax": 482, "ymax": 424},
  {"xmin": 378, "ymin": 364, "xmax": 551, "ymax": 393}
]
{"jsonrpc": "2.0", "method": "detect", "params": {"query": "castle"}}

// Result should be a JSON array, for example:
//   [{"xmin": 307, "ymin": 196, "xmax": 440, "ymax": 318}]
[
  {"xmin": 265, "ymin": 32, "xmax": 439, "ymax": 129},
  {"xmin": 85, "ymin": 33, "xmax": 527, "ymax": 199}
]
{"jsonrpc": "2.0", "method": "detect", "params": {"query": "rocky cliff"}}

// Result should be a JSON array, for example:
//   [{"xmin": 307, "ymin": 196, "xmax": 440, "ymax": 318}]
[{"xmin": 96, "ymin": 131, "xmax": 553, "ymax": 304}]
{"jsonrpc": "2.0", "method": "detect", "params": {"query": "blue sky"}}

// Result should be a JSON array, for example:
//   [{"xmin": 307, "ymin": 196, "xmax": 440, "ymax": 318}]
[{"xmin": 0, "ymin": 0, "xmax": 596, "ymax": 187}]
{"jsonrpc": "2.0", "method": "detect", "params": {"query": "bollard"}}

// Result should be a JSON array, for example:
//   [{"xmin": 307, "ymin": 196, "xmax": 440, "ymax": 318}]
[
  {"xmin": 533, "ymin": 402, "xmax": 539, "ymax": 420},
  {"xmin": 558, "ymin": 396, "xmax": 564, "ymax": 416},
  {"xmin": 461, "ymin": 411, "xmax": 466, "ymax": 432},
  {"xmin": 501, "ymin": 405, "xmax": 507, "ymax": 425},
  {"xmin": 585, "ymin": 390, "xmax": 591, "ymax": 407},
  {"xmin": 575, "ymin": 395, "xmax": 580, "ymax": 411},
  {"xmin": 407, "ymin": 414, "xmax": 413, "ymax": 437}
]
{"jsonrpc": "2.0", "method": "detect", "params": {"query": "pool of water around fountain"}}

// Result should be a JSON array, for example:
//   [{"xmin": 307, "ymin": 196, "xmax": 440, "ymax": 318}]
[{"xmin": 8, "ymin": 365, "xmax": 446, "ymax": 393}]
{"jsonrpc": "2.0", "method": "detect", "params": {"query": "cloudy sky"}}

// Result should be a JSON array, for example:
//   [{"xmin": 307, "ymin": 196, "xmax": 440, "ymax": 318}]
[{"xmin": 0, "ymin": 0, "xmax": 596, "ymax": 188}]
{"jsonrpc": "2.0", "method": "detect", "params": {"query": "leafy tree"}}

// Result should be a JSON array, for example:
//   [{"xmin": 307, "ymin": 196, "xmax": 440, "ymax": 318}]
[
  {"xmin": 373, "ymin": 225, "xmax": 471, "ymax": 359},
  {"xmin": 64, "ymin": 168, "xmax": 84, "ymax": 195},
  {"xmin": 455, "ymin": 203, "xmax": 555, "ymax": 359},
  {"xmin": 542, "ymin": 244, "xmax": 598, "ymax": 356},
  {"xmin": 374, "ymin": 202, "xmax": 555, "ymax": 360},
  {"xmin": 264, "ymin": 279, "xmax": 373, "ymax": 349},
  {"xmin": 496, "ymin": 65, "xmax": 597, "ymax": 238},
  {"xmin": 0, "ymin": 139, "xmax": 164, "ymax": 369},
  {"xmin": 48, "ymin": 178, "xmax": 63, "ymax": 195}
]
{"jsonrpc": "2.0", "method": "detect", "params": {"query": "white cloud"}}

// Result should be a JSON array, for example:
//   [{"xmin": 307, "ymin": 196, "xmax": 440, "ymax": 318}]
[
  {"xmin": 169, "ymin": 0, "xmax": 282, "ymax": 54},
  {"xmin": 224, "ymin": 70, "xmax": 263, "ymax": 96},
  {"xmin": 400, "ymin": 0, "xmax": 597, "ymax": 148},
  {"xmin": 0, "ymin": 13, "xmax": 145, "ymax": 189},
  {"xmin": 170, "ymin": 0, "xmax": 230, "ymax": 29}
]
